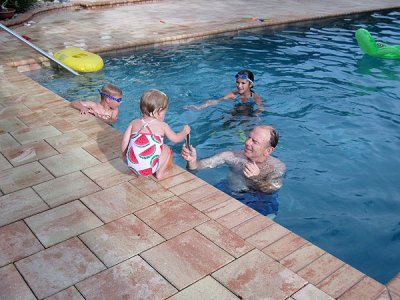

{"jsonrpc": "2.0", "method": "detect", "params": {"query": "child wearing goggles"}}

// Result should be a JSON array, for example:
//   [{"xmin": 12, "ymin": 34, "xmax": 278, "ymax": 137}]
[
  {"xmin": 71, "ymin": 83, "xmax": 122, "ymax": 123},
  {"xmin": 185, "ymin": 69, "xmax": 264, "ymax": 115}
]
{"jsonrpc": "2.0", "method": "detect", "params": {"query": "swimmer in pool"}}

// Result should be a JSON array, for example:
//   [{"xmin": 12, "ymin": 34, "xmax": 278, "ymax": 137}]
[
  {"xmin": 71, "ymin": 83, "xmax": 122, "ymax": 123},
  {"xmin": 181, "ymin": 125, "xmax": 285, "ymax": 194},
  {"xmin": 185, "ymin": 69, "xmax": 265, "ymax": 116}
]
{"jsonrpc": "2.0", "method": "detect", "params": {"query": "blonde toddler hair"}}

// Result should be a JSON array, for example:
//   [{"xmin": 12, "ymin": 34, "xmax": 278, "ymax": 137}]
[{"xmin": 140, "ymin": 89, "xmax": 169, "ymax": 116}]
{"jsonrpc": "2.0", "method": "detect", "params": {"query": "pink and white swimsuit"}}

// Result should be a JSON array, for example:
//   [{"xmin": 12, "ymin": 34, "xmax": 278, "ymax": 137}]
[{"xmin": 126, "ymin": 119, "xmax": 164, "ymax": 176}]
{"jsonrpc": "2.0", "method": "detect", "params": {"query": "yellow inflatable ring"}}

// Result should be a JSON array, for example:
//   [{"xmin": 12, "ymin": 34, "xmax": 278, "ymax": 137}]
[{"xmin": 53, "ymin": 47, "xmax": 104, "ymax": 72}]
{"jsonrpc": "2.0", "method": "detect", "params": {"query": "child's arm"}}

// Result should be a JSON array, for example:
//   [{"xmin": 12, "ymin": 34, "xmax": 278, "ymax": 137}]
[
  {"xmin": 185, "ymin": 92, "xmax": 235, "ymax": 111},
  {"xmin": 163, "ymin": 123, "xmax": 190, "ymax": 143},
  {"xmin": 121, "ymin": 122, "xmax": 133, "ymax": 158},
  {"xmin": 71, "ymin": 101, "xmax": 97, "ymax": 115},
  {"xmin": 106, "ymin": 108, "xmax": 119, "ymax": 124}
]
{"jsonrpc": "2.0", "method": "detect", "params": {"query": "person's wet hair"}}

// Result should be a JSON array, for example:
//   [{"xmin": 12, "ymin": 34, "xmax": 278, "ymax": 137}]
[
  {"xmin": 269, "ymin": 127, "xmax": 279, "ymax": 148},
  {"xmin": 235, "ymin": 70, "xmax": 255, "ymax": 85}
]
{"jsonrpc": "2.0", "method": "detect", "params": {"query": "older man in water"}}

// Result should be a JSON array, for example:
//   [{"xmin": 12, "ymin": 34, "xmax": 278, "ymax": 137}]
[{"xmin": 181, "ymin": 125, "xmax": 286, "ymax": 194}]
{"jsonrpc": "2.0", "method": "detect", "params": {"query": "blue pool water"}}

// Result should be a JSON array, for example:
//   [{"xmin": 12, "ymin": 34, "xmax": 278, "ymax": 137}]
[{"xmin": 27, "ymin": 11, "xmax": 400, "ymax": 283}]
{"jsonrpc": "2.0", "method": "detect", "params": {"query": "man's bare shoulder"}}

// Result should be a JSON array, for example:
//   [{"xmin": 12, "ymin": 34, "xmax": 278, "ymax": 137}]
[{"xmin": 267, "ymin": 156, "xmax": 286, "ymax": 174}]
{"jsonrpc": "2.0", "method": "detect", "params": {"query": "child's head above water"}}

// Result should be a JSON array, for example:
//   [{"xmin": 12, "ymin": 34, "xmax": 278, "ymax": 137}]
[
  {"xmin": 99, "ymin": 83, "xmax": 123, "ymax": 108},
  {"xmin": 235, "ymin": 70, "xmax": 255, "ymax": 86},
  {"xmin": 140, "ymin": 89, "xmax": 169, "ymax": 117}
]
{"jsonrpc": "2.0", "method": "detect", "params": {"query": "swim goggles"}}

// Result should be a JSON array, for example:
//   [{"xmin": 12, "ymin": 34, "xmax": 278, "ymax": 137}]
[
  {"xmin": 98, "ymin": 90, "xmax": 122, "ymax": 103},
  {"xmin": 235, "ymin": 73, "xmax": 253, "ymax": 84}
]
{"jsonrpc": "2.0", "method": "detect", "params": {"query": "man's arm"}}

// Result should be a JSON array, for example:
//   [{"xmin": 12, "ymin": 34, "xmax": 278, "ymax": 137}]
[{"xmin": 181, "ymin": 144, "xmax": 232, "ymax": 170}]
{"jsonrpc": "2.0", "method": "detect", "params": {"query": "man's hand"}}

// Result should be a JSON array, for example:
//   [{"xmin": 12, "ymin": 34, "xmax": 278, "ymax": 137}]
[
  {"xmin": 181, "ymin": 144, "xmax": 196, "ymax": 162},
  {"xmin": 243, "ymin": 161, "xmax": 260, "ymax": 178}
]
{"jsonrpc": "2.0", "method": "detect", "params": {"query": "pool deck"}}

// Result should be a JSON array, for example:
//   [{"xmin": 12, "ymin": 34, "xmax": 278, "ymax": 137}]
[{"xmin": 1, "ymin": 0, "xmax": 400, "ymax": 299}]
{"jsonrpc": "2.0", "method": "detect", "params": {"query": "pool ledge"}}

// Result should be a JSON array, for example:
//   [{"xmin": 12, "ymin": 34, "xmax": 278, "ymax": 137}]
[{"xmin": 1, "ymin": 0, "xmax": 400, "ymax": 299}]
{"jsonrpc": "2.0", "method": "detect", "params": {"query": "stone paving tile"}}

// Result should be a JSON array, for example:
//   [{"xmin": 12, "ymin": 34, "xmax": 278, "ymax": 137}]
[
  {"xmin": 0, "ymin": 116, "xmax": 27, "ymax": 133},
  {"xmin": 50, "ymin": 118, "xmax": 77, "ymax": 133},
  {"xmin": 76, "ymin": 256, "xmax": 177, "ymax": 299},
  {"xmin": 0, "ymin": 132, "xmax": 20, "ymax": 151},
  {"xmin": 246, "ymin": 222, "xmax": 291, "ymax": 250},
  {"xmin": 82, "ymin": 157, "xmax": 132, "ymax": 189},
  {"xmin": 0, "ymin": 221, "xmax": 43, "ymax": 267},
  {"xmin": 339, "ymin": 276, "xmax": 386, "ymax": 300},
  {"xmin": 191, "ymin": 190, "xmax": 232, "ymax": 211},
  {"xmin": 297, "ymin": 252, "xmax": 345, "ymax": 286},
  {"xmin": 317, "ymin": 264, "xmax": 365, "ymax": 298},
  {"xmin": 0, "ymin": 264, "xmax": 36, "ymax": 300},
  {"xmin": 1, "ymin": 140, "xmax": 58, "ymax": 167},
  {"xmin": 129, "ymin": 176, "xmax": 174, "ymax": 202},
  {"xmin": 213, "ymin": 249, "xmax": 306, "ymax": 299},
  {"xmin": 80, "ymin": 214, "xmax": 164, "ymax": 267},
  {"xmin": 46, "ymin": 286, "xmax": 85, "ymax": 300},
  {"xmin": 281, "ymin": 242, "xmax": 325, "ymax": 273},
  {"xmin": 17, "ymin": 110, "xmax": 57, "ymax": 128},
  {"xmin": 388, "ymin": 290, "xmax": 400, "ymax": 300},
  {"xmin": 0, "ymin": 187, "xmax": 49, "ymax": 227},
  {"xmin": 40, "ymin": 147, "xmax": 100, "ymax": 177},
  {"xmin": 45, "ymin": 129, "xmax": 96, "ymax": 153},
  {"xmin": 388, "ymin": 273, "xmax": 400, "ymax": 297},
  {"xmin": 15, "ymin": 237, "xmax": 106, "ymax": 299},
  {"xmin": 0, "ymin": 152, "xmax": 12, "ymax": 171},
  {"xmin": 168, "ymin": 276, "xmax": 240, "ymax": 300},
  {"xmin": 83, "ymin": 142, "xmax": 120, "ymax": 162},
  {"xmin": 262, "ymin": 232, "xmax": 308, "ymax": 261},
  {"xmin": 292, "ymin": 284, "xmax": 334, "ymax": 300},
  {"xmin": 0, "ymin": 160, "xmax": 54, "ymax": 193},
  {"xmin": 136, "ymin": 196, "xmax": 209, "ymax": 239},
  {"xmin": 203, "ymin": 198, "xmax": 244, "ymax": 220},
  {"xmin": 11, "ymin": 125, "xmax": 62, "ymax": 144},
  {"xmin": 375, "ymin": 289, "xmax": 394, "ymax": 300},
  {"xmin": 25, "ymin": 200, "xmax": 103, "ymax": 247},
  {"xmin": 33, "ymin": 171, "xmax": 101, "ymax": 207},
  {"xmin": 81, "ymin": 182, "xmax": 154, "ymax": 223},
  {"xmin": 157, "ymin": 169, "xmax": 198, "ymax": 189},
  {"xmin": 196, "ymin": 220, "xmax": 254, "ymax": 258},
  {"xmin": 0, "ymin": 104, "xmax": 32, "ymax": 120},
  {"xmin": 142, "ymin": 229, "xmax": 234, "ymax": 290},
  {"xmin": 179, "ymin": 183, "xmax": 223, "ymax": 204},
  {"xmin": 216, "ymin": 205, "xmax": 259, "ymax": 229},
  {"xmin": 231, "ymin": 214, "xmax": 275, "ymax": 239},
  {"xmin": 168, "ymin": 177, "xmax": 207, "ymax": 196}
]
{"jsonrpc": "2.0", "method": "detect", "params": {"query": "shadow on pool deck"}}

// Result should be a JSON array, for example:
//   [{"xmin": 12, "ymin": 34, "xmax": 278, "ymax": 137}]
[{"xmin": 1, "ymin": 0, "xmax": 400, "ymax": 299}]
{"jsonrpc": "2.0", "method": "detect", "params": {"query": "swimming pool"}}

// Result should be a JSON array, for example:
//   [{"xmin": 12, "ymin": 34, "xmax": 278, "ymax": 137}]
[{"xmin": 26, "ymin": 10, "xmax": 400, "ymax": 283}]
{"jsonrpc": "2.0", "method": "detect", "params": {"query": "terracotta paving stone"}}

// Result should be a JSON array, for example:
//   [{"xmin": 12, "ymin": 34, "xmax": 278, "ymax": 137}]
[
  {"xmin": 0, "ymin": 221, "xmax": 44, "ymax": 267},
  {"xmin": 141, "ymin": 230, "xmax": 234, "ymax": 290},
  {"xmin": 317, "ymin": 264, "xmax": 365, "ymax": 298},
  {"xmin": 168, "ymin": 177, "xmax": 207, "ymax": 196},
  {"xmin": 0, "ymin": 188, "xmax": 49, "ymax": 227},
  {"xmin": 0, "ymin": 161, "xmax": 54, "ymax": 194},
  {"xmin": 79, "ymin": 214, "xmax": 164, "ymax": 267},
  {"xmin": 179, "ymin": 184, "xmax": 222, "ymax": 204},
  {"xmin": 46, "ymin": 286, "xmax": 85, "ymax": 300},
  {"xmin": 388, "ymin": 273, "xmax": 400, "ymax": 296},
  {"xmin": 388, "ymin": 290, "xmax": 400, "ymax": 300},
  {"xmin": 81, "ymin": 157, "xmax": 133, "ymax": 189},
  {"xmin": 33, "ymin": 171, "xmax": 101, "ymax": 208},
  {"xmin": 0, "ymin": 116, "xmax": 27, "ymax": 133},
  {"xmin": 25, "ymin": 200, "xmax": 103, "ymax": 247},
  {"xmin": 1, "ymin": 140, "xmax": 58, "ymax": 167},
  {"xmin": 129, "ymin": 176, "xmax": 174, "ymax": 202},
  {"xmin": 281, "ymin": 243, "xmax": 326, "ymax": 273},
  {"xmin": 81, "ymin": 182, "xmax": 155, "ymax": 223},
  {"xmin": 376, "ymin": 289, "xmax": 395, "ymax": 300},
  {"xmin": 83, "ymin": 142, "xmax": 120, "ymax": 162},
  {"xmin": 231, "ymin": 214, "xmax": 275, "ymax": 239},
  {"xmin": 15, "ymin": 237, "xmax": 105, "ymax": 299},
  {"xmin": 196, "ymin": 220, "xmax": 254, "ymax": 258},
  {"xmin": 135, "ymin": 196, "xmax": 209, "ymax": 239},
  {"xmin": 158, "ymin": 170, "xmax": 198, "ymax": 189},
  {"xmin": 11, "ymin": 125, "xmax": 62, "ymax": 144},
  {"xmin": 50, "ymin": 118, "xmax": 77, "ymax": 133},
  {"xmin": 17, "ymin": 110, "xmax": 57, "ymax": 128},
  {"xmin": 45, "ymin": 129, "xmax": 96, "ymax": 153},
  {"xmin": 339, "ymin": 276, "xmax": 386, "ymax": 300},
  {"xmin": 0, "ymin": 105, "xmax": 32, "ymax": 120},
  {"xmin": 76, "ymin": 256, "xmax": 177, "ymax": 299},
  {"xmin": 168, "ymin": 276, "xmax": 240, "ymax": 300},
  {"xmin": 0, "ymin": 264, "xmax": 36, "ymax": 300},
  {"xmin": 0, "ymin": 152, "xmax": 12, "ymax": 171},
  {"xmin": 262, "ymin": 232, "xmax": 309, "ymax": 261},
  {"xmin": 191, "ymin": 191, "xmax": 232, "ymax": 211},
  {"xmin": 292, "ymin": 284, "xmax": 334, "ymax": 300},
  {"xmin": 40, "ymin": 147, "xmax": 100, "ymax": 177},
  {"xmin": 203, "ymin": 198, "xmax": 244, "ymax": 220},
  {"xmin": 297, "ymin": 252, "xmax": 345, "ymax": 286},
  {"xmin": 246, "ymin": 222, "xmax": 291, "ymax": 250},
  {"xmin": 0, "ymin": 132, "xmax": 20, "ymax": 151},
  {"xmin": 216, "ymin": 205, "xmax": 259, "ymax": 229},
  {"xmin": 213, "ymin": 249, "xmax": 306, "ymax": 299}
]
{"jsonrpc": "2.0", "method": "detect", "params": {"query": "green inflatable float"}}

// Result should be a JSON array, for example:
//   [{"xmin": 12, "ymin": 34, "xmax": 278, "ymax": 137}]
[{"xmin": 355, "ymin": 28, "xmax": 400, "ymax": 59}]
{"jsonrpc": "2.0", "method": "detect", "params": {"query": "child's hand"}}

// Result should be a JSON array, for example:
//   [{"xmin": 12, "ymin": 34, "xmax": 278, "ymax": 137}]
[
  {"xmin": 183, "ymin": 125, "xmax": 191, "ymax": 135},
  {"xmin": 80, "ymin": 107, "xmax": 90, "ymax": 115}
]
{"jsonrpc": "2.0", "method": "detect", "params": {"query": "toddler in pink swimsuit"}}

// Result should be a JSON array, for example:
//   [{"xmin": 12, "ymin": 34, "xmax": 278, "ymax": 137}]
[{"xmin": 121, "ymin": 89, "xmax": 190, "ymax": 179}]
